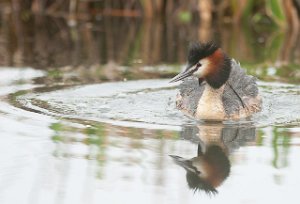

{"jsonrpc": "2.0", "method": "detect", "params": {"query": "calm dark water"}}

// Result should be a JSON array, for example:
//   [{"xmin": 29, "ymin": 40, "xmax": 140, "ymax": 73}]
[{"xmin": 0, "ymin": 14, "xmax": 300, "ymax": 204}]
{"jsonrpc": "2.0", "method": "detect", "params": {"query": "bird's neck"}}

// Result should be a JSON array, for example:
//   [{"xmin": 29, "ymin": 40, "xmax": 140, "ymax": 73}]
[
  {"xmin": 204, "ymin": 49, "xmax": 232, "ymax": 89},
  {"xmin": 196, "ymin": 84, "xmax": 226, "ymax": 120}
]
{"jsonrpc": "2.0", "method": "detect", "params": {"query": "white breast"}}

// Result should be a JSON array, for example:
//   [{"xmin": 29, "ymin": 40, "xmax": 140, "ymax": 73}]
[{"xmin": 195, "ymin": 84, "xmax": 226, "ymax": 120}]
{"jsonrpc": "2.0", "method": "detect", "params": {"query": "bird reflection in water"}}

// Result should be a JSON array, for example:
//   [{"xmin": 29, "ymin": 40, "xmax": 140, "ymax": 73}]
[{"xmin": 170, "ymin": 124, "xmax": 256, "ymax": 194}]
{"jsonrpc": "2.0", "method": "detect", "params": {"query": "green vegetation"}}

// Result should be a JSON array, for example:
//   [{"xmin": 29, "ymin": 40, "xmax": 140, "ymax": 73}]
[{"xmin": 0, "ymin": 0, "xmax": 298, "ymax": 84}]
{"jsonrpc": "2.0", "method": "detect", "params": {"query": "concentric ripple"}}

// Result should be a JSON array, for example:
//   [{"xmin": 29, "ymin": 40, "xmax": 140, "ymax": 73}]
[{"xmin": 16, "ymin": 79, "xmax": 300, "ymax": 128}]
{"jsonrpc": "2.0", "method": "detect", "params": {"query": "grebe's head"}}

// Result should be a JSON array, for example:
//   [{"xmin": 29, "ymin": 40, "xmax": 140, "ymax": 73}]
[{"xmin": 170, "ymin": 42, "xmax": 232, "ymax": 89}]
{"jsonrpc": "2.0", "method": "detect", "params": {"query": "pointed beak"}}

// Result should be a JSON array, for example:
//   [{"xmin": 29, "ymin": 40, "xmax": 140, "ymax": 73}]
[
  {"xmin": 169, "ymin": 155, "xmax": 201, "ymax": 174},
  {"xmin": 169, "ymin": 155, "xmax": 190, "ymax": 169},
  {"xmin": 169, "ymin": 64, "xmax": 199, "ymax": 83}
]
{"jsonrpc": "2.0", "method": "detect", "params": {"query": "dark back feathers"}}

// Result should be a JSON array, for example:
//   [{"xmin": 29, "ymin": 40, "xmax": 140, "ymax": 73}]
[{"xmin": 222, "ymin": 60, "xmax": 259, "ymax": 115}]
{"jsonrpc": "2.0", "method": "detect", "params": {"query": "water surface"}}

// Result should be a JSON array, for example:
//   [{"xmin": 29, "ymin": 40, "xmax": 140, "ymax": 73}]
[{"xmin": 1, "ymin": 67, "xmax": 300, "ymax": 204}]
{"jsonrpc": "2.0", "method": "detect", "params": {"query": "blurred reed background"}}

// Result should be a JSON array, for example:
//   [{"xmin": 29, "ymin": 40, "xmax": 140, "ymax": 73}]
[{"xmin": 0, "ymin": 0, "xmax": 299, "ymax": 82}]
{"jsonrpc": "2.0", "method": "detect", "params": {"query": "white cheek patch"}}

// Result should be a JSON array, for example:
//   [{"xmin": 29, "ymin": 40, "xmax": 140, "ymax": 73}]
[
  {"xmin": 193, "ymin": 58, "xmax": 210, "ymax": 78},
  {"xmin": 194, "ymin": 66, "xmax": 205, "ymax": 77}
]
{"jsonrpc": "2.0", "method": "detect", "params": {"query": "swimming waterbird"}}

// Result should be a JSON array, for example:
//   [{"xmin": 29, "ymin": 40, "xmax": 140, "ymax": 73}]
[{"xmin": 170, "ymin": 42, "xmax": 262, "ymax": 120}]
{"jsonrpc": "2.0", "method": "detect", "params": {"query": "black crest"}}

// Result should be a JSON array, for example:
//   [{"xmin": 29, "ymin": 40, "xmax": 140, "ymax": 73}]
[
  {"xmin": 187, "ymin": 42, "xmax": 219, "ymax": 67},
  {"xmin": 185, "ymin": 145, "xmax": 230, "ymax": 195},
  {"xmin": 186, "ymin": 171, "xmax": 218, "ymax": 195}
]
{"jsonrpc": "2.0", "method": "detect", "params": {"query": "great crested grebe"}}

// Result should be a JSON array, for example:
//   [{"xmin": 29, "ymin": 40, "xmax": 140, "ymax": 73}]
[{"xmin": 170, "ymin": 42, "xmax": 262, "ymax": 120}]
